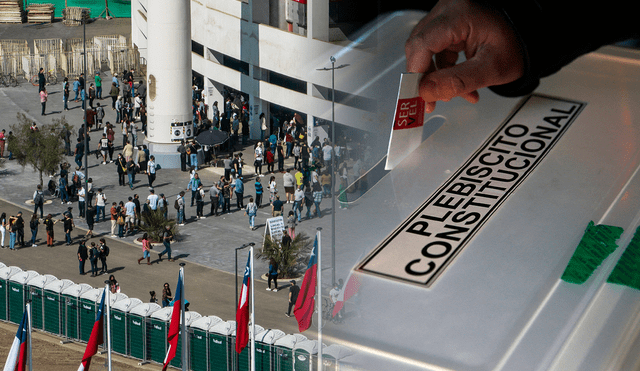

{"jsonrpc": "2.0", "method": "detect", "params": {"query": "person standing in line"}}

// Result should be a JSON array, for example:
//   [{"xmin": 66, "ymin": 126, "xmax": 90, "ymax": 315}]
[
  {"xmin": 162, "ymin": 283, "xmax": 173, "ymax": 308},
  {"xmin": 159, "ymin": 193, "xmax": 168, "ymax": 219},
  {"xmin": 269, "ymin": 176, "xmax": 277, "ymax": 206},
  {"xmin": 33, "ymin": 184, "xmax": 44, "ymax": 218},
  {"xmin": 63, "ymin": 77, "xmax": 70, "ymax": 111},
  {"xmin": 283, "ymin": 169, "xmax": 295, "ymax": 204},
  {"xmin": 271, "ymin": 194, "xmax": 284, "ymax": 217},
  {"xmin": 222, "ymin": 180, "xmax": 232, "ymax": 214},
  {"xmin": 126, "ymin": 157, "xmax": 136, "ymax": 190},
  {"xmin": 29, "ymin": 213, "xmax": 39, "ymax": 247},
  {"xmin": 77, "ymin": 240, "xmax": 88, "ymax": 275},
  {"xmin": 147, "ymin": 188, "xmax": 159, "ymax": 211},
  {"xmin": 235, "ymin": 176, "xmax": 244, "ymax": 210},
  {"xmin": 40, "ymin": 88, "xmax": 48, "ymax": 116},
  {"xmin": 177, "ymin": 140, "xmax": 187, "ymax": 172},
  {"xmin": 187, "ymin": 172, "xmax": 202, "ymax": 207},
  {"xmin": 116, "ymin": 153, "xmax": 126, "ymax": 186},
  {"xmin": 85, "ymin": 206, "xmax": 95, "ymax": 239},
  {"xmin": 177, "ymin": 191, "xmax": 186, "ymax": 226},
  {"xmin": 254, "ymin": 142, "xmax": 264, "ymax": 176},
  {"xmin": 313, "ymin": 182, "xmax": 323, "ymax": 218},
  {"xmin": 254, "ymin": 178, "xmax": 264, "ymax": 208},
  {"xmin": 64, "ymin": 212, "xmax": 74, "ymax": 245},
  {"xmin": 43, "ymin": 214, "xmax": 56, "ymax": 247},
  {"xmin": 14, "ymin": 212, "xmax": 25, "ymax": 248},
  {"xmin": 209, "ymin": 183, "xmax": 220, "ymax": 217},
  {"xmin": 95, "ymin": 72, "xmax": 102, "ymax": 100},
  {"xmin": 285, "ymin": 280, "xmax": 300, "ymax": 317},
  {"xmin": 109, "ymin": 83, "xmax": 119, "ymax": 110},
  {"xmin": 158, "ymin": 224, "xmax": 174, "ymax": 262},
  {"xmin": 95, "ymin": 188, "xmax": 107, "ymax": 222},
  {"xmin": 266, "ymin": 258, "xmax": 279, "ymax": 292},
  {"xmin": 99, "ymin": 238, "xmax": 109, "ymax": 274},
  {"xmin": 147, "ymin": 155, "xmax": 156, "ymax": 187},
  {"xmin": 196, "ymin": 184, "xmax": 206, "ymax": 219},
  {"xmin": 110, "ymin": 202, "xmax": 118, "ymax": 237},
  {"xmin": 89, "ymin": 242, "xmax": 100, "ymax": 277},
  {"xmin": 7, "ymin": 216, "xmax": 16, "ymax": 250},
  {"xmin": 0, "ymin": 212, "xmax": 6, "ymax": 248},
  {"xmin": 245, "ymin": 197, "xmax": 257, "ymax": 230},
  {"xmin": 293, "ymin": 185, "xmax": 304, "ymax": 222},
  {"xmin": 137, "ymin": 233, "xmax": 153, "ymax": 265}
]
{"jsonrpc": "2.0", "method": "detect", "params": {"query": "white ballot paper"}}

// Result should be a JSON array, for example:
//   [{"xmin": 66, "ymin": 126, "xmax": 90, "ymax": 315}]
[{"xmin": 385, "ymin": 73, "xmax": 432, "ymax": 170}]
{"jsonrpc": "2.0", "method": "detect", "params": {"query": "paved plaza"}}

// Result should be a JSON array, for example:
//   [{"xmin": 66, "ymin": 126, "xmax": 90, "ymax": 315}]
[{"xmin": 0, "ymin": 18, "xmax": 364, "ymax": 364}]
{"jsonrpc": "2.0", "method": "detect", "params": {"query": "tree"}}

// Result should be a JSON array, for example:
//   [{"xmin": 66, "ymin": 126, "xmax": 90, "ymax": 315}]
[
  {"xmin": 7, "ymin": 113, "xmax": 67, "ymax": 187},
  {"xmin": 139, "ymin": 209, "xmax": 178, "ymax": 243},
  {"xmin": 258, "ymin": 232, "xmax": 314, "ymax": 279}
]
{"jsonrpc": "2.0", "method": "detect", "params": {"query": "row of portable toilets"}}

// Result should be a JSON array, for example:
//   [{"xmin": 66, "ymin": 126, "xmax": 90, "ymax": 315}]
[{"xmin": 0, "ymin": 263, "xmax": 355, "ymax": 370}]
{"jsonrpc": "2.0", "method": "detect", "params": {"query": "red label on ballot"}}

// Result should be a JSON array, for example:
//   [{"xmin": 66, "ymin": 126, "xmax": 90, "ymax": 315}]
[{"xmin": 393, "ymin": 97, "xmax": 425, "ymax": 130}]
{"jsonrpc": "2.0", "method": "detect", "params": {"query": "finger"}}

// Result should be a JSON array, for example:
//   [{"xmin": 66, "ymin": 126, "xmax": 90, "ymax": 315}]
[
  {"xmin": 418, "ymin": 49, "xmax": 509, "ymax": 103},
  {"xmin": 405, "ymin": 14, "xmax": 468, "ymax": 74},
  {"xmin": 435, "ymin": 49, "xmax": 460, "ymax": 71}
]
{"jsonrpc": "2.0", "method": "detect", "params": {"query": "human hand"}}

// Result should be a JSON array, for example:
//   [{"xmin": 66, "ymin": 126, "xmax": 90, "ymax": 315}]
[{"xmin": 405, "ymin": 0, "xmax": 525, "ymax": 113}]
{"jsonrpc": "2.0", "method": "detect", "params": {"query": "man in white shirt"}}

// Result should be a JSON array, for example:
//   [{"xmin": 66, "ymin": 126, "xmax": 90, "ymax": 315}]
[
  {"xmin": 95, "ymin": 188, "xmax": 107, "ymax": 222},
  {"xmin": 78, "ymin": 186, "xmax": 86, "ymax": 218},
  {"xmin": 147, "ymin": 188, "xmax": 159, "ymax": 211},
  {"xmin": 124, "ymin": 196, "xmax": 136, "ymax": 233}
]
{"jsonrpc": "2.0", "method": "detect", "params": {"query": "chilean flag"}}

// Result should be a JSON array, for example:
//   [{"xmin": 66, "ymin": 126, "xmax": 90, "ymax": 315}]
[
  {"xmin": 332, "ymin": 271, "xmax": 361, "ymax": 317},
  {"xmin": 163, "ymin": 269, "xmax": 184, "ymax": 370},
  {"xmin": 235, "ymin": 254, "xmax": 251, "ymax": 353},
  {"xmin": 294, "ymin": 237, "xmax": 318, "ymax": 332},
  {"xmin": 3, "ymin": 309, "xmax": 29, "ymax": 371},
  {"xmin": 77, "ymin": 290, "xmax": 106, "ymax": 371}
]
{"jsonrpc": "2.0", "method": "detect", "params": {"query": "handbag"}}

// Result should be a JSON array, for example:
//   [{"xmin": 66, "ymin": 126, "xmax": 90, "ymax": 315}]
[{"xmin": 117, "ymin": 215, "xmax": 125, "ymax": 225}]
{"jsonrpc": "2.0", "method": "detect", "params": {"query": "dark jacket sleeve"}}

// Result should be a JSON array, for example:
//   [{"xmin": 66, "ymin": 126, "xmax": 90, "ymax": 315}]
[{"xmin": 485, "ymin": 0, "xmax": 640, "ymax": 97}]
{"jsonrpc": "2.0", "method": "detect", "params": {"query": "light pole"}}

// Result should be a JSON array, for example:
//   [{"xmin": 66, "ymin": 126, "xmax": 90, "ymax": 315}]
[
  {"xmin": 82, "ymin": 12, "xmax": 88, "ymax": 219},
  {"xmin": 234, "ymin": 242, "xmax": 254, "ymax": 371},
  {"xmin": 317, "ymin": 56, "xmax": 348, "ymax": 286}
]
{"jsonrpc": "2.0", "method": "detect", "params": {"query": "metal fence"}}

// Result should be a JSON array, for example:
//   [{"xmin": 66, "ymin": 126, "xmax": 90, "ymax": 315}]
[{"xmin": 0, "ymin": 35, "xmax": 141, "ymax": 81}]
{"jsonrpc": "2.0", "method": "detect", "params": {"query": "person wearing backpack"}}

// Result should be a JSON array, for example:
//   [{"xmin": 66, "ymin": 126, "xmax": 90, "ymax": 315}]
[
  {"xmin": 33, "ymin": 184, "xmax": 44, "ymax": 218},
  {"xmin": 99, "ymin": 238, "xmax": 109, "ymax": 274},
  {"xmin": 244, "ymin": 197, "xmax": 258, "ymax": 230}
]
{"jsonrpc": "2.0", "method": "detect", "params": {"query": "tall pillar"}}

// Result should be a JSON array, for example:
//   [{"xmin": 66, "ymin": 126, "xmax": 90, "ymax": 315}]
[
  {"xmin": 307, "ymin": 0, "xmax": 329, "ymax": 42},
  {"xmin": 145, "ymin": 0, "xmax": 193, "ymax": 168}
]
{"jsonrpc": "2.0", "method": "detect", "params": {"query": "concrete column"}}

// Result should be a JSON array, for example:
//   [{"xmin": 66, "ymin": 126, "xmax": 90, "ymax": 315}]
[
  {"xmin": 307, "ymin": 0, "xmax": 329, "ymax": 42},
  {"xmin": 145, "ymin": 0, "xmax": 193, "ymax": 168}
]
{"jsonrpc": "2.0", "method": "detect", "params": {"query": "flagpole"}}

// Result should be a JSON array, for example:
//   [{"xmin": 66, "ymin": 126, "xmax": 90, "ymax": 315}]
[
  {"xmin": 250, "ymin": 245, "xmax": 255, "ymax": 371},
  {"xmin": 180, "ymin": 263, "xmax": 187, "ymax": 371},
  {"xmin": 27, "ymin": 301, "xmax": 32, "ymax": 371},
  {"xmin": 104, "ymin": 283, "xmax": 112, "ymax": 371},
  {"xmin": 316, "ymin": 228, "xmax": 323, "ymax": 371}
]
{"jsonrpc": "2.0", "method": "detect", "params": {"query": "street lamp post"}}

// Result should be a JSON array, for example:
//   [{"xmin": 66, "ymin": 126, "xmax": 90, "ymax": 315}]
[
  {"xmin": 317, "ymin": 57, "xmax": 348, "ymax": 286},
  {"xmin": 82, "ymin": 13, "xmax": 88, "ymax": 219}
]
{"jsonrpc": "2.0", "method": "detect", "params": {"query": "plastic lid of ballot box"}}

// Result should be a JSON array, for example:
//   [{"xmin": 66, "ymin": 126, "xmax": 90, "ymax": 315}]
[{"xmin": 323, "ymin": 10, "xmax": 640, "ymax": 371}]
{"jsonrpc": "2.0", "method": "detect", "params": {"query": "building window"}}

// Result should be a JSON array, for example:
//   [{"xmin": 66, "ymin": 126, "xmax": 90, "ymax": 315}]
[{"xmin": 191, "ymin": 40, "xmax": 204, "ymax": 57}]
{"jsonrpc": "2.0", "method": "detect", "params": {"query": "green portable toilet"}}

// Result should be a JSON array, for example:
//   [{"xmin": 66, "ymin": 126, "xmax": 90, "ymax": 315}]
[
  {"xmin": 128, "ymin": 302, "xmax": 161, "ymax": 361},
  {"xmin": 110, "ymin": 298, "xmax": 143, "ymax": 356},
  {"xmin": 148, "ymin": 306, "xmax": 173, "ymax": 364},
  {"xmin": 0, "ymin": 266, "xmax": 22, "ymax": 321},
  {"xmin": 274, "ymin": 334, "xmax": 307, "ymax": 371},
  {"xmin": 293, "ymin": 340, "xmax": 322, "ymax": 371},
  {"xmin": 79, "ymin": 289, "xmax": 127, "ymax": 342},
  {"xmin": 42, "ymin": 279, "xmax": 74, "ymax": 335},
  {"xmin": 79, "ymin": 288, "xmax": 102, "ymax": 342},
  {"xmin": 26, "ymin": 274, "xmax": 58, "ymax": 330},
  {"xmin": 235, "ymin": 325, "xmax": 265, "ymax": 371},
  {"xmin": 189, "ymin": 315, "xmax": 223, "ymax": 371},
  {"xmin": 208, "ymin": 320, "xmax": 236, "ymax": 371},
  {"xmin": 8, "ymin": 270, "xmax": 40, "ymax": 324},
  {"xmin": 60, "ymin": 283, "xmax": 93, "ymax": 340},
  {"xmin": 255, "ymin": 329, "xmax": 286, "ymax": 371},
  {"xmin": 321, "ymin": 344, "xmax": 353, "ymax": 371},
  {"xmin": 169, "ymin": 311, "xmax": 202, "ymax": 369}
]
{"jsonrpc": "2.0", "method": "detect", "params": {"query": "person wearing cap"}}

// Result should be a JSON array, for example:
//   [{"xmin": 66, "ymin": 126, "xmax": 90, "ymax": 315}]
[{"xmin": 286, "ymin": 280, "xmax": 300, "ymax": 317}]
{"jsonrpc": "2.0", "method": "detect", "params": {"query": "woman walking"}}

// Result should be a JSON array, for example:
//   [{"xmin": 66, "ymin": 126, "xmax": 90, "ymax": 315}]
[
  {"xmin": 266, "ymin": 258, "xmax": 279, "ymax": 292},
  {"xmin": 137, "ymin": 233, "xmax": 153, "ymax": 265},
  {"xmin": 244, "ymin": 197, "xmax": 257, "ymax": 230}
]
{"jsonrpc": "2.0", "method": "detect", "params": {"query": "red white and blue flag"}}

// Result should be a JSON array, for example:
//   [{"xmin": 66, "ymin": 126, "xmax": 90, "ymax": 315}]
[
  {"xmin": 3, "ymin": 309, "xmax": 29, "ymax": 371},
  {"xmin": 77, "ymin": 289, "xmax": 106, "ymax": 371},
  {"xmin": 332, "ymin": 271, "xmax": 362, "ymax": 317},
  {"xmin": 235, "ymin": 254, "xmax": 251, "ymax": 353},
  {"xmin": 294, "ymin": 237, "xmax": 318, "ymax": 332},
  {"xmin": 163, "ymin": 269, "xmax": 184, "ymax": 370}
]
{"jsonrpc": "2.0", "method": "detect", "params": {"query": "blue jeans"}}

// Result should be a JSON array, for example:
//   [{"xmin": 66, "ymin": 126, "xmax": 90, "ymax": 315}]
[
  {"xmin": 249, "ymin": 215, "xmax": 255, "ymax": 228},
  {"xmin": 118, "ymin": 224, "xmax": 124, "ymax": 237},
  {"xmin": 293, "ymin": 201, "xmax": 302, "ymax": 222},
  {"xmin": 128, "ymin": 173, "xmax": 134, "ymax": 188},
  {"xmin": 73, "ymin": 89, "xmax": 79, "ymax": 101},
  {"xmin": 314, "ymin": 201, "xmax": 322, "ymax": 218},
  {"xmin": 96, "ymin": 205, "xmax": 105, "ymax": 222},
  {"xmin": 30, "ymin": 227, "xmax": 38, "ymax": 245},
  {"xmin": 178, "ymin": 209, "xmax": 184, "ymax": 224},
  {"xmin": 75, "ymin": 155, "xmax": 83, "ymax": 168},
  {"xmin": 160, "ymin": 241, "xmax": 172, "ymax": 259},
  {"xmin": 60, "ymin": 187, "xmax": 69, "ymax": 203},
  {"xmin": 78, "ymin": 201, "xmax": 85, "ymax": 218},
  {"xmin": 96, "ymin": 86, "xmax": 102, "ymax": 99},
  {"xmin": 65, "ymin": 232, "xmax": 72, "ymax": 245},
  {"xmin": 79, "ymin": 259, "xmax": 85, "ymax": 274},
  {"xmin": 190, "ymin": 153, "xmax": 198, "ymax": 170},
  {"xmin": 9, "ymin": 232, "xmax": 16, "ymax": 250}
]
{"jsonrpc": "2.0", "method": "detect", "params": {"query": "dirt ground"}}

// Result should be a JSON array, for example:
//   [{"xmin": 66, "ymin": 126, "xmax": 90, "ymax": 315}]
[{"xmin": 0, "ymin": 322, "xmax": 161, "ymax": 371}]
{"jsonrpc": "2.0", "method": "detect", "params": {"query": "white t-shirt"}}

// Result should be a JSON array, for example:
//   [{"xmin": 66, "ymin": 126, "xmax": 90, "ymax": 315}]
[
  {"xmin": 96, "ymin": 193, "xmax": 107, "ymax": 207},
  {"xmin": 147, "ymin": 194, "xmax": 159, "ymax": 210},
  {"xmin": 78, "ymin": 187, "xmax": 85, "ymax": 202},
  {"xmin": 322, "ymin": 145, "xmax": 333, "ymax": 161}
]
